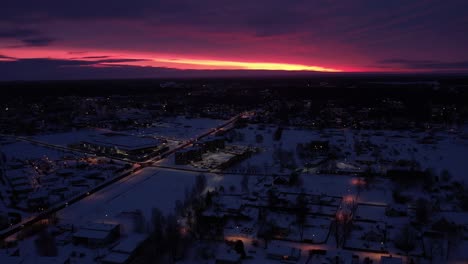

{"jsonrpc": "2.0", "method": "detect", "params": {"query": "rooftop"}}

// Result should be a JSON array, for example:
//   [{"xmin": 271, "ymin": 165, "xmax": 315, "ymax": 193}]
[{"xmin": 83, "ymin": 132, "xmax": 163, "ymax": 151}]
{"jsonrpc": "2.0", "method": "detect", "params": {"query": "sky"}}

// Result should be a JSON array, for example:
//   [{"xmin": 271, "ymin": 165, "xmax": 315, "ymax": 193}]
[{"xmin": 1, "ymin": 0, "xmax": 468, "ymax": 80}]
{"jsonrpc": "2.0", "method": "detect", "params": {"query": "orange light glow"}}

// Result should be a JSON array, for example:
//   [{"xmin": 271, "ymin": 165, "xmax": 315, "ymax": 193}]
[
  {"xmin": 343, "ymin": 195, "xmax": 356, "ymax": 205},
  {"xmin": 0, "ymin": 47, "xmax": 345, "ymax": 72},
  {"xmin": 350, "ymin": 178, "xmax": 366, "ymax": 186},
  {"xmin": 153, "ymin": 58, "xmax": 342, "ymax": 72}
]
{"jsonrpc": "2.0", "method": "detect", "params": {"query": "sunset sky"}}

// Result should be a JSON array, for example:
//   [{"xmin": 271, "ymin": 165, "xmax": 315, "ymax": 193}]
[{"xmin": 1, "ymin": 0, "xmax": 468, "ymax": 80}]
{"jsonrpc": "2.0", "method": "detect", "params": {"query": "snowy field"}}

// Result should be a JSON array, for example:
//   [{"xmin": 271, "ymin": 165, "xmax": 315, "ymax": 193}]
[
  {"xmin": 31, "ymin": 129, "xmax": 102, "ymax": 146},
  {"xmin": 2, "ymin": 122, "xmax": 468, "ymax": 264},
  {"xmin": 1, "ymin": 141, "xmax": 73, "ymax": 160},
  {"xmin": 57, "ymin": 167, "xmax": 245, "ymax": 232},
  {"xmin": 229, "ymin": 124, "xmax": 468, "ymax": 182}
]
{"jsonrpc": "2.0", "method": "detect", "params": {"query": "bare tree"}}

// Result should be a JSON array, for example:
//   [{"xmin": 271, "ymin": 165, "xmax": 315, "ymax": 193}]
[
  {"xmin": 133, "ymin": 209, "xmax": 147, "ymax": 234},
  {"xmin": 165, "ymin": 214, "xmax": 182, "ymax": 262},
  {"xmin": 295, "ymin": 192, "xmax": 309, "ymax": 240},
  {"xmin": 194, "ymin": 174, "xmax": 207, "ymax": 196},
  {"xmin": 394, "ymin": 224, "xmax": 417, "ymax": 255},
  {"xmin": 35, "ymin": 230, "xmax": 57, "ymax": 256},
  {"xmin": 415, "ymin": 198, "xmax": 432, "ymax": 224},
  {"xmin": 151, "ymin": 208, "xmax": 165, "ymax": 241},
  {"xmin": 241, "ymin": 174, "xmax": 249, "ymax": 193}
]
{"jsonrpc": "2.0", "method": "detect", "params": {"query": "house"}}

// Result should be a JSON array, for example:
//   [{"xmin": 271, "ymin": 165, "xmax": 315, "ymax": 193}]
[
  {"xmin": 266, "ymin": 244, "xmax": 301, "ymax": 261},
  {"xmin": 386, "ymin": 169, "xmax": 426, "ymax": 184},
  {"xmin": 78, "ymin": 132, "xmax": 167, "ymax": 160},
  {"xmin": 309, "ymin": 140, "xmax": 329, "ymax": 152},
  {"xmin": 39, "ymin": 175, "xmax": 60, "ymax": 185},
  {"xmin": 215, "ymin": 195, "xmax": 243, "ymax": 214},
  {"xmin": 69, "ymin": 178, "xmax": 87, "ymax": 185},
  {"xmin": 50, "ymin": 185, "xmax": 69, "ymax": 196},
  {"xmin": 175, "ymin": 147, "xmax": 203, "ymax": 165},
  {"xmin": 422, "ymin": 231, "xmax": 448, "ymax": 261},
  {"xmin": 27, "ymin": 190, "xmax": 50, "ymax": 210},
  {"xmin": 13, "ymin": 184, "xmax": 33, "ymax": 195},
  {"xmin": 195, "ymin": 136, "xmax": 226, "ymax": 152},
  {"xmin": 55, "ymin": 168, "xmax": 75, "ymax": 177},
  {"xmin": 101, "ymin": 234, "xmax": 147, "ymax": 264},
  {"xmin": 101, "ymin": 252, "xmax": 132, "ymax": 264},
  {"xmin": 380, "ymin": 255, "xmax": 403, "ymax": 264},
  {"xmin": 215, "ymin": 249, "xmax": 241, "ymax": 264},
  {"xmin": 72, "ymin": 222, "xmax": 120, "ymax": 248},
  {"xmin": 273, "ymin": 176, "xmax": 289, "ymax": 185},
  {"xmin": 0, "ymin": 212, "xmax": 9, "ymax": 230},
  {"xmin": 385, "ymin": 204, "xmax": 407, "ymax": 217}
]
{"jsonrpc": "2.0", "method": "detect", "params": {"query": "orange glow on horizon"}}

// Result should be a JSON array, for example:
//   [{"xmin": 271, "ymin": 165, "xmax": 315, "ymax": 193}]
[
  {"xmin": 152, "ymin": 58, "xmax": 342, "ymax": 72},
  {"xmin": 0, "ymin": 47, "xmax": 347, "ymax": 72}
]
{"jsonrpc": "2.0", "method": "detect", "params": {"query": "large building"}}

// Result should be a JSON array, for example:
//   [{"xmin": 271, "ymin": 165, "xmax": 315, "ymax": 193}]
[
  {"xmin": 77, "ymin": 132, "xmax": 168, "ymax": 160},
  {"xmin": 194, "ymin": 136, "xmax": 225, "ymax": 152},
  {"xmin": 72, "ymin": 222, "xmax": 120, "ymax": 248},
  {"xmin": 175, "ymin": 146, "xmax": 203, "ymax": 165},
  {"xmin": 175, "ymin": 136, "xmax": 226, "ymax": 165}
]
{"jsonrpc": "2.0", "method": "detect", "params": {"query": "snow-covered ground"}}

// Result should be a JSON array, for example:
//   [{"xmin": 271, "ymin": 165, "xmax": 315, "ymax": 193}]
[
  {"xmin": 31, "ymin": 129, "xmax": 102, "ymax": 146},
  {"xmin": 227, "ymin": 124, "xmax": 468, "ymax": 182},
  {"xmin": 1, "ymin": 141, "xmax": 72, "ymax": 160},
  {"xmin": 56, "ymin": 167, "xmax": 243, "ymax": 231},
  {"xmin": 2, "ymin": 121, "xmax": 468, "ymax": 264}
]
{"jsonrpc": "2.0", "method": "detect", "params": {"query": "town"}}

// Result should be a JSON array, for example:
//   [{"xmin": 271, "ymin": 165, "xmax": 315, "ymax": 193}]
[{"xmin": 1, "ymin": 77, "xmax": 468, "ymax": 264}]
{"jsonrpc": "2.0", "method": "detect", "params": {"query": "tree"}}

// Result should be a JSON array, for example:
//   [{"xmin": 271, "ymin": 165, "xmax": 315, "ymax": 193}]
[
  {"xmin": 334, "ymin": 211, "xmax": 352, "ymax": 248},
  {"xmin": 415, "ymin": 198, "xmax": 432, "ymax": 224},
  {"xmin": 184, "ymin": 187, "xmax": 193, "ymax": 208},
  {"xmin": 273, "ymin": 127, "xmax": 283, "ymax": 141},
  {"xmin": 394, "ymin": 225, "xmax": 417, "ymax": 255},
  {"xmin": 423, "ymin": 168, "xmax": 436, "ymax": 191},
  {"xmin": 289, "ymin": 171, "xmax": 301, "ymax": 186},
  {"xmin": 218, "ymin": 185, "xmax": 225, "ymax": 193},
  {"xmin": 133, "ymin": 209, "xmax": 147, "ymax": 234},
  {"xmin": 241, "ymin": 174, "xmax": 249, "ymax": 193},
  {"xmin": 295, "ymin": 192, "xmax": 309, "ymax": 240},
  {"xmin": 205, "ymin": 191, "xmax": 213, "ymax": 207},
  {"xmin": 392, "ymin": 188, "xmax": 411, "ymax": 204},
  {"xmin": 194, "ymin": 174, "xmax": 207, "ymax": 195},
  {"xmin": 267, "ymin": 189, "xmax": 278, "ymax": 207},
  {"xmin": 35, "ymin": 230, "xmax": 57, "ymax": 256},
  {"xmin": 165, "ymin": 214, "xmax": 181, "ymax": 262},
  {"xmin": 460, "ymin": 194, "xmax": 468, "ymax": 211},
  {"xmin": 432, "ymin": 218, "xmax": 462, "ymax": 256},
  {"xmin": 234, "ymin": 240, "xmax": 246, "ymax": 258},
  {"xmin": 175, "ymin": 200, "xmax": 185, "ymax": 216},
  {"xmin": 362, "ymin": 167, "xmax": 375, "ymax": 187},
  {"xmin": 255, "ymin": 134, "xmax": 264, "ymax": 143},
  {"xmin": 151, "ymin": 208, "xmax": 165, "ymax": 241},
  {"xmin": 259, "ymin": 220, "xmax": 275, "ymax": 249},
  {"xmin": 440, "ymin": 169, "xmax": 452, "ymax": 183}
]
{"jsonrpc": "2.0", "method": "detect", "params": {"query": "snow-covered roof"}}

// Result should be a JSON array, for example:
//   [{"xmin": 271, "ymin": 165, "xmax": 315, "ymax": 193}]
[
  {"xmin": 82, "ymin": 222, "xmax": 119, "ymax": 232},
  {"xmin": 112, "ymin": 234, "xmax": 146, "ymax": 254},
  {"xmin": 266, "ymin": 244, "xmax": 301, "ymax": 258},
  {"xmin": 216, "ymin": 249, "xmax": 240, "ymax": 262},
  {"xmin": 380, "ymin": 256, "xmax": 403, "ymax": 264},
  {"xmin": 83, "ymin": 133, "xmax": 163, "ymax": 151},
  {"xmin": 73, "ymin": 229, "xmax": 110, "ymax": 240},
  {"xmin": 102, "ymin": 252, "xmax": 131, "ymax": 264}
]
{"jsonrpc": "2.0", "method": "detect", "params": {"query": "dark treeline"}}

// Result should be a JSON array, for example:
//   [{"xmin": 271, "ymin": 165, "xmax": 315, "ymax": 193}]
[
  {"xmin": 2, "ymin": 75, "xmax": 468, "ymax": 129},
  {"xmin": 1, "ymin": 74, "xmax": 468, "ymax": 99}
]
